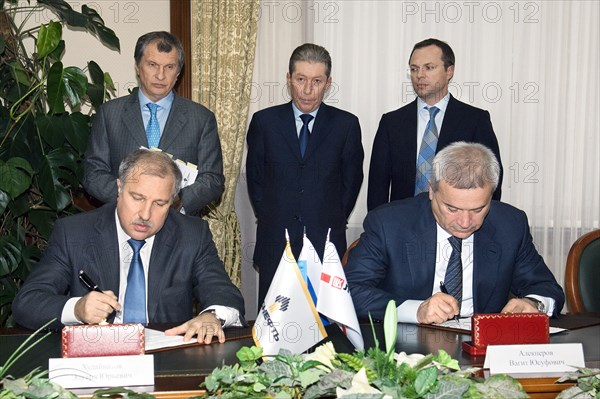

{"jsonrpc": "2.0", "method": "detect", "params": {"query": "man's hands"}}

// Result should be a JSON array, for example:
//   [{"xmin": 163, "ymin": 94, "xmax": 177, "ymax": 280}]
[
  {"xmin": 417, "ymin": 292, "xmax": 460, "ymax": 324},
  {"xmin": 74, "ymin": 291, "xmax": 120, "ymax": 324},
  {"xmin": 501, "ymin": 298, "xmax": 541, "ymax": 314},
  {"xmin": 164, "ymin": 312, "xmax": 225, "ymax": 344}
]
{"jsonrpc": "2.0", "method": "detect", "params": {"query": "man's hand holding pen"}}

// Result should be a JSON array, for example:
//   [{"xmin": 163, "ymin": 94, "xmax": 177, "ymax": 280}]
[
  {"xmin": 74, "ymin": 291, "xmax": 120, "ymax": 324},
  {"xmin": 416, "ymin": 282, "xmax": 461, "ymax": 325},
  {"xmin": 75, "ymin": 270, "xmax": 120, "ymax": 324}
]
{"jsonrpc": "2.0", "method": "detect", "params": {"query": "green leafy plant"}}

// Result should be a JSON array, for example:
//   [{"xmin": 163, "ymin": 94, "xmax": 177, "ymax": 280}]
[
  {"xmin": 0, "ymin": 319, "xmax": 78, "ymax": 399},
  {"xmin": 201, "ymin": 301, "xmax": 529, "ymax": 398},
  {"xmin": 556, "ymin": 367, "xmax": 600, "ymax": 398},
  {"xmin": 0, "ymin": 0, "xmax": 119, "ymax": 326}
]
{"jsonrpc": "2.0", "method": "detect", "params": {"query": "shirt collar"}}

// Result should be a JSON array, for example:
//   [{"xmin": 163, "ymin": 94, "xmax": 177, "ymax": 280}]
[
  {"xmin": 417, "ymin": 92, "xmax": 450, "ymax": 114},
  {"xmin": 114, "ymin": 208, "xmax": 156, "ymax": 249},
  {"xmin": 436, "ymin": 222, "xmax": 475, "ymax": 245},
  {"xmin": 291, "ymin": 101, "xmax": 319, "ymax": 119},
  {"xmin": 138, "ymin": 89, "xmax": 175, "ymax": 111}
]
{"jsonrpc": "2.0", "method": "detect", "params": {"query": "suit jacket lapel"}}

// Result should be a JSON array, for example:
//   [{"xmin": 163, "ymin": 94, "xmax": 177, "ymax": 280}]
[
  {"xmin": 276, "ymin": 102, "xmax": 304, "ymax": 160},
  {"xmin": 90, "ymin": 205, "xmax": 121, "ymax": 296},
  {"xmin": 303, "ymin": 103, "xmax": 334, "ymax": 160},
  {"xmin": 472, "ymin": 220, "xmax": 501, "ymax": 312},
  {"xmin": 438, "ymin": 95, "xmax": 463, "ymax": 147},
  {"xmin": 400, "ymin": 99, "xmax": 419, "ymax": 172},
  {"xmin": 122, "ymin": 92, "xmax": 147, "ymax": 147},
  {"xmin": 146, "ymin": 211, "xmax": 177, "ymax": 321},
  {"xmin": 160, "ymin": 93, "xmax": 187, "ymax": 150},
  {"xmin": 406, "ymin": 197, "xmax": 438, "ymax": 293}
]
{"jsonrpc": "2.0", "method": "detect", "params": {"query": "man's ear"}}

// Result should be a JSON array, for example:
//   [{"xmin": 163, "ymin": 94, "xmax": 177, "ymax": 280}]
[
  {"xmin": 446, "ymin": 64, "xmax": 455, "ymax": 82},
  {"xmin": 116, "ymin": 179, "xmax": 122, "ymax": 195},
  {"xmin": 325, "ymin": 75, "xmax": 333, "ymax": 91},
  {"xmin": 428, "ymin": 183, "xmax": 434, "ymax": 200}
]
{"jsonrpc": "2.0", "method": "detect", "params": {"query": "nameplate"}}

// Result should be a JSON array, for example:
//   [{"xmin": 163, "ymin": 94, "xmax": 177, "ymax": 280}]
[
  {"xmin": 484, "ymin": 343, "xmax": 585, "ymax": 376},
  {"xmin": 49, "ymin": 355, "xmax": 154, "ymax": 388}
]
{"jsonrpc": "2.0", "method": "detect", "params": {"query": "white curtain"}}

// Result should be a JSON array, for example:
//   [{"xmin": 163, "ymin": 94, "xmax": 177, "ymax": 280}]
[{"xmin": 236, "ymin": 0, "xmax": 600, "ymax": 315}]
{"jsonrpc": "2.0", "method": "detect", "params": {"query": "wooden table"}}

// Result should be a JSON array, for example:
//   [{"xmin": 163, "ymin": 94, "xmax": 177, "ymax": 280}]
[{"xmin": 1, "ymin": 313, "xmax": 598, "ymax": 398}]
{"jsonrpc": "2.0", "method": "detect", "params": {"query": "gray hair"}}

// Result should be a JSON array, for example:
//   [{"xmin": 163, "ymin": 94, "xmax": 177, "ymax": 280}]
[
  {"xmin": 289, "ymin": 43, "xmax": 332, "ymax": 77},
  {"xmin": 430, "ymin": 142, "xmax": 500, "ymax": 192},
  {"xmin": 134, "ymin": 31, "xmax": 184, "ymax": 72},
  {"xmin": 118, "ymin": 149, "xmax": 182, "ymax": 199}
]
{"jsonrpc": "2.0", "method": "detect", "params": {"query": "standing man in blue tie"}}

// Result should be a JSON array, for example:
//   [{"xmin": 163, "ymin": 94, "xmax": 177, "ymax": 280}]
[
  {"xmin": 13, "ymin": 150, "xmax": 245, "ymax": 344},
  {"xmin": 367, "ymin": 38, "xmax": 503, "ymax": 211},
  {"xmin": 346, "ymin": 142, "xmax": 564, "ymax": 323},
  {"xmin": 246, "ymin": 43, "xmax": 364, "ymax": 308},
  {"xmin": 84, "ymin": 31, "xmax": 224, "ymax": 215}
]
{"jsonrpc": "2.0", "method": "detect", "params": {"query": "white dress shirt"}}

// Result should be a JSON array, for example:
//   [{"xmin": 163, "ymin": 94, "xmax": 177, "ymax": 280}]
[
  {"xmin": 396, "ymin": 223, "xmax": 555, "ymax": 323},
  {"xmin": 61, "ymin": 210, "xmax": 241, "ymax": 327}
]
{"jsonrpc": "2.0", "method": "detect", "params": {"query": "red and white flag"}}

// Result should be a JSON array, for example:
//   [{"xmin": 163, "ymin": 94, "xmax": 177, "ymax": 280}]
[{"xmin": 315, "ymin": 232, "xmax": 364, "ymax": 350}]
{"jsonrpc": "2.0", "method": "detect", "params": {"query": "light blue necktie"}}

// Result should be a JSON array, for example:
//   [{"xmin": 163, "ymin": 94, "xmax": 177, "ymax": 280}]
[
  {"xmin": 146, "ymin": 103, "xmax": 161, "ymax": 148},
  {"xmin": 299, "ymin": 114, "xmax": 314, "ymax": 158},
  {"xmin": 444, "ymin": 236, "xmax": 463, "ymax": 313},
  {"xmin": 415, "ymin": 106, "xmax": 440, "ymax": 194},
  {"xmin": 123, "ymin": 239, "xmax": 147, "ymax": 324}
]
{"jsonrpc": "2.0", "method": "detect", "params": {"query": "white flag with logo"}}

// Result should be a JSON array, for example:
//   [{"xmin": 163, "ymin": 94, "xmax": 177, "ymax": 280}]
[
  {"xmin": 253, "ymin": 236, "xmax": 327, "ymax": 356},
  {"xmin": 299, "ymin": 234, "xmax": 322, "ymax": 306},
  {"xmin": 317, "ymin": 238, "xmax": 364, "ymax": 350}
]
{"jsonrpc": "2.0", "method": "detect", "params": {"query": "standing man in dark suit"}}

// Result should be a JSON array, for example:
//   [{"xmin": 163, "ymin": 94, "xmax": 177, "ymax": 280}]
[
  {"xmin": 84, "ymin": 31, "xmax": 224, "ymax": 215},
  {"xmin": 347, "ymin": 142, "xmax": 564, "ymax": 323},
  {"xmin": 13, "ymin": 150, "xmax": 244, "ymax": 344},
  {"xmin": 246, "ymin": 43, "xmax": 364, "ymax": 308},
  {"xmin": 367, "ymin": 38, "xmax": 502, "ymax": 211}
]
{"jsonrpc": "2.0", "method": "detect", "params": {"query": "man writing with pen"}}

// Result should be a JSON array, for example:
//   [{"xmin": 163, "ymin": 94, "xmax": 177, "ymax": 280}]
[
  {"xmin": 345, "ymin": 142, "xmax": 565, "ymax": 323},
  {"xmin": 12, "ymin": 149, "xmax": 245, "ymax": 344}
]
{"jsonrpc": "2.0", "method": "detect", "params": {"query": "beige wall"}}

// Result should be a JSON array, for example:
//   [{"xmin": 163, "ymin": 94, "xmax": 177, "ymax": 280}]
[{"xmin": 60, "ymin": 1, "xmax": 170, "ymax": 98}]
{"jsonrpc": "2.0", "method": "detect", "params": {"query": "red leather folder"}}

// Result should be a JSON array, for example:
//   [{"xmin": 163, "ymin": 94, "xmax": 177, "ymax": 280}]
[
  {"xmin": 62, "ymin": 324, "xmax": 145, "ymax": 358},
  {"xmin": 462, "ymin": 313, "xmax": 549, "ymax": 356}
]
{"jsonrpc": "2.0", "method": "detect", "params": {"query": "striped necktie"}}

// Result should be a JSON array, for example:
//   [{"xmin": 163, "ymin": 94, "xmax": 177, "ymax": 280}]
[
  {"xmin": 444, "ymin": 236, "xmax": 463, "ymax": 314},
  {"xmin": 415, "ymin": 106, "xmax": 440, "ymax": 194}
]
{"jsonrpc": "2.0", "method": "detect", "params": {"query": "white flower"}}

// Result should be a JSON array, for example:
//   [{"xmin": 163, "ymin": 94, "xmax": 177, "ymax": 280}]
[
  {"xmin": 394, "ymin": 351, "xmax": 425, "ymax": 367},
  {"xmin": 336, "ymin": 367, "xmax": 392, "ymax": 398},
  {"xmin": 305, "ymin": 341, "xmax": 336, "ymax": 370}
]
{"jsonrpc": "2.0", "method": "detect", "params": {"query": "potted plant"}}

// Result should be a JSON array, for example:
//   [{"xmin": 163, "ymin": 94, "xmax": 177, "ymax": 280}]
[
  {"xmin": 201, "ymin": 302, "xmax": 531, "ymax": 398},
  {"xmin": 0, "ymin": 0, "xmax": 119, "ymax": 327}
]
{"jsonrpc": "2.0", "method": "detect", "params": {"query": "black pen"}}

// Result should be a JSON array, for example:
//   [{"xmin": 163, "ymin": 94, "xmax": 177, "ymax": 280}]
[
  {"xmin": 79, "ymin": 270, "xmax": 103, "ymax": 293},
  {"xmin": 439, "ymin": 281, "xmax": 460, "ymax": 324}
]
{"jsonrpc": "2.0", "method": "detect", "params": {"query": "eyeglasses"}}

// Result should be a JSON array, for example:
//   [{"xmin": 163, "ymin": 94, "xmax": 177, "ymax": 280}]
[{"xmin": 409, "ymin": 64, "xmax": 440, "ymax": 75}]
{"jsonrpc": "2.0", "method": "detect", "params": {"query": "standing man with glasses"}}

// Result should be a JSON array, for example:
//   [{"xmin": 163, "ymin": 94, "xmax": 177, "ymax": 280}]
[
  {"xmin": 246, "ymin": 43, "xmax": 364, "ymax": 308},
  {"xmin": 367, "ymin": 38, "xmax": 503, "ymax": 211},
  {"xmin": 84, "ymin": 31, "xmax": 224, "ymax": 215}
]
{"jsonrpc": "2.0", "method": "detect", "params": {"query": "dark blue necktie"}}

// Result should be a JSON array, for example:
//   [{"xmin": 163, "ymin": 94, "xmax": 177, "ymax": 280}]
[
  {"xmin": 146, "ymin": 103, "xmax": 160, "ymax": 148},
  {"xmin": 415, "ymin": 106, "xmax": 440, "ymax": 194},
  {"xmin": 299, "ymin": 113, "xmax": 314, "ymax": 158},
  {"xmin": 444, "ymin": 236, "xmax": 463, "ymax": 313},
  {"xmin": 123, "ymin": 239, "xmax": 147, "ymax": 323}
]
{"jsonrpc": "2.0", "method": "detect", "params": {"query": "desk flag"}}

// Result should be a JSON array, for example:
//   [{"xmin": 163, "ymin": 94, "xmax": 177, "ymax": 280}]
[
  {"xmin": 301, "ymin": 233, "xmax": 330, "ymax": 327},
  {"xmin": 315, "ymin": 232, "xmax": 364, "ymax": 350},
  {"xmin": 252, "ymin": 230, "xmax": 326, "ymax": 356}
]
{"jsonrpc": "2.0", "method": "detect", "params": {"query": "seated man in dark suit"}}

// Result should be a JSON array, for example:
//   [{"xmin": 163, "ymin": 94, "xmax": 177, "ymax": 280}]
[
  {"xmin": 346, "ymin": 142, "xmax": 564, "ymax": 323},
  {"xmin": 13, "ymin": 149, "xmax": 244, "ymax": 344}
]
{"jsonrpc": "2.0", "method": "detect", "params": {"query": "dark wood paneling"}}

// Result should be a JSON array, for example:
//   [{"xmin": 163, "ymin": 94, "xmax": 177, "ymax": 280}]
[{"xmin": 170, "ymin": 0, "xmax": 192, "ymax": 100}]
